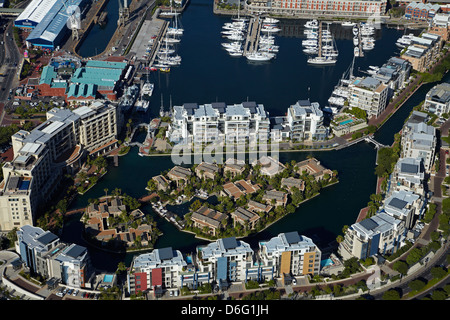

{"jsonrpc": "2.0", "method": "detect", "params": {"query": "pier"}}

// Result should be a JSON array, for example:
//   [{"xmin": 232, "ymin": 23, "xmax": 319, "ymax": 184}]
[{"xmin": 243, "ymin": 15, "xmax": 261, "ymax": 56}]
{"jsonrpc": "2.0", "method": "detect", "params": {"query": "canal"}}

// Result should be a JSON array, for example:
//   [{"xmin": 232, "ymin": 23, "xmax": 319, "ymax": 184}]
[{"xmin": 62, "ymin": 0, "xmax": 443, "ymax": 271}]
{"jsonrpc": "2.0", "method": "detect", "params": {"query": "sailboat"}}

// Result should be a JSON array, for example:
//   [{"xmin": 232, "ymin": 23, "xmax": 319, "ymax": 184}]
[
  {"xmin": 308, "ymin": 22, "xmax": 337, "ymax": 65},
  {"xmin": 167, "ymin": 13, "xmax": 183, "ymax": 36},
  {"xmin": 160, "ymin": 0, "xmax": 180, "ymax": 17}
]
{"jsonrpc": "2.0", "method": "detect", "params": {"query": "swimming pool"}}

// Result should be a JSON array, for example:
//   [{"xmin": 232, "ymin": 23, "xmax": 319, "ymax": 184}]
[
  {"xmin": 320, "ymin": 258, "xmax": 335, "ymax": 268},
  {"xmin": 103, "ymin": 274, "xmax": 114, "ymax": 283},
  {"xmin": 340, "ymin": 119, "xmax": 354, "ymax": 126}
]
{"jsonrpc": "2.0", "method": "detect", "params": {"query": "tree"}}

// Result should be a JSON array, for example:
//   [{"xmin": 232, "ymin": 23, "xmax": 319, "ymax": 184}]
[
  {"xmin": 406, "ymin": 248, "xmax": 423, "ymax": 266},
  {"xmin": 430, "ymin": 266, "xmax": 447, "ymax": 280},
  {"xmin": 409, "ymin": 279, "xmax": 426, "ymax": 292},
  {"xmin": 392, "ymin": 260, "xmax": 408, "ymax": 276},
  {"xmin": 382, "ymin": 289, "xmax": 401, "ymax": 300},
  {"xmin": 431, "ymin": 289, "xmax": 447, "ymax": 300}
]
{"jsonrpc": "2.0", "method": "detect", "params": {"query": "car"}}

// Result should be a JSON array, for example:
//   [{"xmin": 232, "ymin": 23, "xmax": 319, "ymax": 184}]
[
  {"xmin": 73, "ymin": 289, "xmax": 79, "ymax": 296},
  {"xmin": 67, "ymin": 289, "xmax": 73, "ymax": 295}
]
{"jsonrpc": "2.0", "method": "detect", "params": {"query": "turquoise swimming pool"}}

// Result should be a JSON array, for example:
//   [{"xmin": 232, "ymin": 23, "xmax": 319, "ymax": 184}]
[
  {"xmin": 321, "ymin": 258, "xmax": 335, "ymax": 268},
  {"xmin": 340, "ymin": 119, "xmax": 354, "ymax": 126},
  {"xmin": 103, "ymin": 274, "xmax": 114, "ymax": 283}
]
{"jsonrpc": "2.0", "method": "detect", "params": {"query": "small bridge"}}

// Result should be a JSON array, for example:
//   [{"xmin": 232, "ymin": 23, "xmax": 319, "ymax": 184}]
[{"xmin": 364, "ymin": 136, "xmax": 387, "ymax": 149}]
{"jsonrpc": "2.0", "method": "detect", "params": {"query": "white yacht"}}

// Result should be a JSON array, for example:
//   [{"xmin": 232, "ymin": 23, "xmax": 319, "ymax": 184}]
[
  {"xmin": 246, "ymin": 51, "xmax": 275, "ymax": 61},
  {"xmin": 341, "ymin": 21, "xmax": 356, "ymax": 27},
  {"xmin": 302, "ymin": 39, "xmax": 317, "ymax": 47},
  {"xmin": 307, "ymin": 56, "xmax": 336, "ymax": 65},
  {"xmin": 135, "ymin": 98, "xmax": 150, "ymax": 112},
  {"xmin": 141, "ymin": 81, "xmax": 154, "ymax": 97},
  {"xmin": 353, "ymin": 36, "xmax": 359, "ymax": 46},
  {"xmin": 263, "ymin": 17, "xmax": 279, "ymax": 24},
  {"xmin": 305, "ymin": 20, "xmax": 319, "ymax": 28},
  {"xmin": 261, "ymin": 26, "xmax": 281, "ymax": 33},
  {"xmin": 352, "ymin": 25, "xmax": 359, "ymax": 36}
]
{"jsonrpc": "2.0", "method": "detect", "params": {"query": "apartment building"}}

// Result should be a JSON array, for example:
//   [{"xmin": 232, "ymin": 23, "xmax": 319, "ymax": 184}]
[
  {"xmin": 195, "ymin": 162, "xmax": 220, "ymax": 180},
  {"xmin": 401, "ymin": 33, "xmax": 442, "ymax": 72},
  {"xmin": 382, "ymin": 190, "xmax": 424, "ymax": 230},
  {"xmin": 168, "ymin": 101, "xmax": 270, "ymax": 144},
  {"xmin": 286, "ymin": 100, "xmax": 328, "ymax": 141},
  {"xmin": 128, "ymin": 247, "xmax": 187, "ymax": 295},
  {"xmin": 430, "ymin": 13, "xmax": 450, "ymax": 41},
  {"xmin": 189, "ymin": 205, "xmax": 228, "ymax": 237},
  {"xmin": 390, "ymin": 157, "xmax": 425, "ymax": 196},
  {"xmin": 245, "ymin": 0, "xmax": 387, "ymax": 18},
  {"xmin": 230, "ymin": 207, "xmax": 261, "ymax": 230},
  {"xmin": 423, "ymin": 82, "xmax": 450, "ymax": 117},
  {"xmin": 258, "ymin": 232, "xmax": 321, "ymax": 279},
  {"xmin": 405, "ymin": 2, "xmax": 441, "ymax": 21},
  {"xmin": 196, "ymin": 237, "xmax": 254, "ymax": 288},
  {"xmin": 0, "ymin": 104, "xmax": 120, "ymax": 231},
  {"xmin": 15, "ymin": 225, "xmax": 92, "ymax": 288},
  {"xmin": 348, "ymin": 76, "xmax": 389, "ymax": 119},
  {"xmin": 338, "ymin": 212, "xmax": 406, "ymax": 260},
  {"xmin": 372, "ymin": 57, "xmax": 411, "ymax": 95},
  {"xmin": 402, "ymin": 112, "xmax": 436, "ymax": 171}
]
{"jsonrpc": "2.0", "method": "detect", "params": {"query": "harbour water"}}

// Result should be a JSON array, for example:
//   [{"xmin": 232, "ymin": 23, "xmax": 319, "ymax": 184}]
[{"xmin": 62, "ymin": 0, "xmax": 443, "ymax": 271}]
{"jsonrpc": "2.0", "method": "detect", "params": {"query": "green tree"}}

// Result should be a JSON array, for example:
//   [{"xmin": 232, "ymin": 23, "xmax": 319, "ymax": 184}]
[
  {"xmin": 382, "ymin": 289, "xmax": 401, "ymax": 300},
  {"xmin": 392, "ymin": 260, "xmax": 408, "ymax": 276},
  {"xmin": 409, "ymin": 279, "xmax": 426, "ymax": 292},
  {"xmin": 430, "ymin": 266, "xmax": 447, "ymax": 280}
]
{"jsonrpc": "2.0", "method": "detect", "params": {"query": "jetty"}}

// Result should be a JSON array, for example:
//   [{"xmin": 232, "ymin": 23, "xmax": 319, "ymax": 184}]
[{"xmin": 243, "ymin": 15, "xmax": 261, "ymax": 56}]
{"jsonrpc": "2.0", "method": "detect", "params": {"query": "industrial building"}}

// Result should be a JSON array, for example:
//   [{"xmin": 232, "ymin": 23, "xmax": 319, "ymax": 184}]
[{"xmin": 15, "ymin": 0, "xmax": 85, "ymax": 49}]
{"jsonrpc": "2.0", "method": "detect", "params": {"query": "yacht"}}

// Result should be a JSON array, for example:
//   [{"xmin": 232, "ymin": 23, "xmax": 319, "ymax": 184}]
[
  {"xmin": 135, "ymin": 98, "xmax": 150, "ymax": 112},
  {"xmin": 307, "ymin": 56, "xmax": 336, "ymax": 65},
  {"xmin": 141, "ymin": 81, "xmax": 154, "ymax": 97},
  {"xmin": 246, "ymin": 51, "xmax": 275, "ymax": 61},
  {"xmin": 263, "ymin": 17, "xmax": 279, "ymax": 24},
  {"xmin": 353, "ymin": 36, "xmax": 359, "ymax": 46},
  {"xmin": 118, "ymin": 84, "xmax": 139, "ymax": 112},
  {"xmin": 302, "ymin": 39, "xmax": 317, "ymax": 47},
  {"xmin": 341, "ymin": 21, "xmax": 356, "ymax": 27},
  {"xmin": 352, "ymin": 25, "xmax": 359, "ymax": 36},
  {"xmin": 304, "ymin": 19, "xmax": 319, "ymax": 28},
  {"xmin": 396, "ymin": 33, "xmax": 414, "ymax": 48},
  {"xmin": 354, "ymin": 46, "xmax": 360, "ymax": 57},
  {"xmin": 261, "ymin": 26, "xmax": 281, "ymax": 33}
]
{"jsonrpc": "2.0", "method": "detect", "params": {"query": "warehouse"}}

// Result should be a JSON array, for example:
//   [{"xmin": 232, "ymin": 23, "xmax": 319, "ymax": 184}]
[{"xmin": 15, "ymin": 0, "xmax": 85, "ymax": 49}]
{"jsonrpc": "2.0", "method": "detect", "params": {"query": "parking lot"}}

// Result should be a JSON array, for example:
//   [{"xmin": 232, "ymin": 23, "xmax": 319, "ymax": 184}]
[{"xmin": 54, "ymin": 286, "xmax": 100, "ymax": 300}]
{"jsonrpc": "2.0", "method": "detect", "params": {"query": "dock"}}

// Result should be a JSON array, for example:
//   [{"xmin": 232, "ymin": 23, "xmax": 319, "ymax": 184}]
[{"xmin": 243, "ymin": 15, "xmax": 261, "ymax": 56}]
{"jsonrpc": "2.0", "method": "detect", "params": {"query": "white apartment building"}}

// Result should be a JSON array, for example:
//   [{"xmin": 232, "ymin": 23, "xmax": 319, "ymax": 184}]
[
  {"xmin": 128, "ymin": 247, "xmax": 187, "ymax": 295},
  {"xmin": 287, "ymin": 100, "xmax": 328, "ymax": 141},
  {"xmin": 0, "ymin": 104, "xmax": 120, "ymax": 231},
  {"xmin": 258, "ymin": 231, "xmax": 321, "ymax": 278},
  {"xmin": 196, "ymin": 237, "xmax": 254, "ymax": 288},
  {"xmin": 402, "ymin": 112, "xmax": 436, "ymax": 172},
  {"xmin": 348, "ymin": 76, "xmax": 389, "ymax": 119},
  {"xmin": 372, "ymin": 57, "xmax": 411, "ymax": 94},
  {"xmin": 16, "ymin": 225, "xmax": 92, "ymax": 288},
  {"xmin": 168, "ymin": 101, "xmax": 270, "ymax": 145},
  {"xmin": 390, "ymin": 157, "xmax": 425, "ymax": 197},
  {"xmin": 338, "ymin": 212, "xmax": 406, "ymax": 260},
  {"xmin": 423, "ymin": 82, "xmax": 450, "ymax": 117},
  {"xmin": 382, "ymin": 190, "xmax": 424, "ymax": 230}
]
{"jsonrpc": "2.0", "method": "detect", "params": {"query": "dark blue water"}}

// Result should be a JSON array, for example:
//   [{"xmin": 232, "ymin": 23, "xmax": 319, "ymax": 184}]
[{"xmin": 62, "ymin": 0, "xmax": 439, "ymax": 271}]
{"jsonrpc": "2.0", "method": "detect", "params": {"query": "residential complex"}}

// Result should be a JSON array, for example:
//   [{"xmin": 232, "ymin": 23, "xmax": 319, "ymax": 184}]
[
  {"xmin": 0, "ymin": 103, "xmax": 121, "ymax": 231},
  {"xmin": 245, "ymin": 0, "xmax": 387, "ymax": 18},
  {"xmin": 348, "ymin": 76, "xmax": 389, "ymax": 119},
  {"xmin": 15, "ymin": 225, "xmax": 93, "ymax": 288},
  {"xmin": 167, "ymin": 101, "xmax": 270, "ymax": 144},
  {"xmin": 423, "ymin": 82, "xmax": 450, "ymax": 117},
  {"xmin": 401, "ymin": 32, "xmax": 442, "ymax": 73},
  {"xmin": 286, "ymin": 100, "xmax": 328, "ymax": 141}
]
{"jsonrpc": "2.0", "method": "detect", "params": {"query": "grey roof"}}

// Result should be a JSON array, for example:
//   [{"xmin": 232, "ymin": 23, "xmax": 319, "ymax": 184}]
[
  {"xmin": 284, "ymin": 231, "xmax": 301, "ymax": 244},
  {"xmin": 158, "ymin": 247, "xmax": 174, "ymax": 260},
  {"xmin": 359, "ymin": 218, "xmax": 379, "ymax": 231},
  {"xmin": 36, "ymin": 232, "xmax": 59, "ymax": 245},
  {"xmin": 401, "ymin": 163, "xmax": 419, "ymax": 174},
  {"xmin": 64, "ymin": 244, "xmax": 87, "ymax": 259},
  {"xmin": 389, "ymin": 198, "xmax": 408, "ymax": 210},
  {"xmin": 221, "ymin": 237, "xmax": 238, "ymax": 250}
]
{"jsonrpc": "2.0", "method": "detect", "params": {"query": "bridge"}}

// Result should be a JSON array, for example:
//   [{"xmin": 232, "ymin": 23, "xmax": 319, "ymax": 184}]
[
  {"xmin": 364, "ymin": 136, "xmax": 387, "ymax": 150},
  {"xmin": 0, "ymin": 8, "xmax": 24, "ymax": 16}
]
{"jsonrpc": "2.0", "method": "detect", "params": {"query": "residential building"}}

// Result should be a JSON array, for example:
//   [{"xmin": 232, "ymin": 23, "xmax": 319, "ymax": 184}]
[
  {"xmin": 0, "ymin": 105, "xmax": 121, "ymax": 231},
  {"xmin": 247, "ymin": 200, "xmax": 273, "ymax": 215},
  {"xmin": 404, "ymin": 2, "xmax": 441, "ymax": 21},
  {"xmin": 230, "ymin": 207, "xmax": 261, "ymax": 230},
  {"xmin": 128, "ymin": 247, "xmax": 187, "ymax": 295},
  {"xmin": 222, "ymin": 180, "xmax": 260, "ymax": 199},
  {"xmin": 295, "ymin": 157, "xmax": 333, "ymax": 181},
  {"xmin": 286, "ymin": 100, "xmax": 328, "ymax": 141},
  {"xmin": 338, "ymin": 212, "xmax": 406, "ymax": 260},
  {"xmin": 189, "ymin": 206, "xmax": 228, "ymax": 237},
  {"xmin": 258, "ymin": 232, "xmax": 322, "ymax": 279},
  {"xmin": 195, "ymin": 162, "xmax": 220, "ymax": 180},
  {"xmin": 253, "ymin": 156, "xmax": 286, "ymax": 177},
  {"xmin": 382, "ymin": 190, "xmax": 424, "ymax": 230},
  {"xmin": 223, "ymin": 158, "xmax": 246, "ymax": 178},
  {"xmin": 167, "ymin": 166, "xmax": 192, "ymax": 186},
  {"xmin": 152, "ymin": 175, "xmax": 170, "ymax": 192},
  {"xmin": 390, "ymin": 157, "xmax": 425, "ymax": 196},
  {"xmin": 262, "ymin": 190, "xmax": 288, "ymax": 207},
  {"xmin": 423, "ymin": 82, "xmax": 450, "ymax": 117},
  {"xmin": 372, "ymin": 57, "xmax": 411, "ymax": 95},
  {"xmin": 348, "ymin": 76, "xmax": 389, "ymax": 119},
  {"xmin": 15, "ymin": 225, "xmax": 92, "ymax": 288},
  {"xmin": 246, "ymin": 0, "xmax": 387, "ymax": 19},
  {"xmin": 401, "ymin": 33, "xmax": 442, "ymax": 73},
  {"xmin": 167, "ymin": 101, "xmax": 270, "ymax": 144},
  {"xmin": 402, "ymin": 112, "xmax": 437, "ymax": 171},
  {"xmin": 196, "ymin": 237, "xmax": 254, "ymax": 288},
  {"xmin": 281, "ymin": 177, "xmax": 305, "ymax": 192}
]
